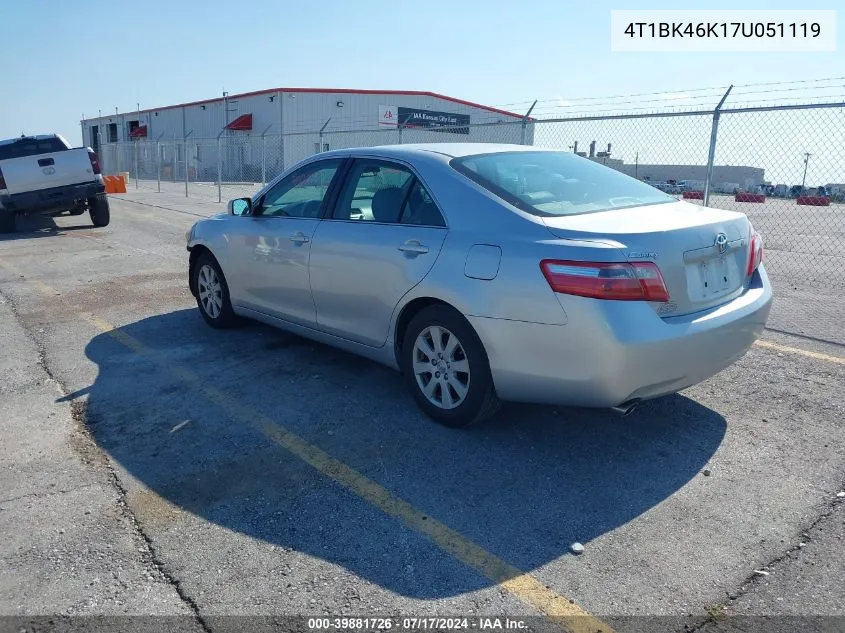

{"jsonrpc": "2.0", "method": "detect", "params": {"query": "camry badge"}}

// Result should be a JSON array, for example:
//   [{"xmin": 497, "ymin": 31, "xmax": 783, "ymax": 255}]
[{"xmin": 715, "ymin": 232, "xmax": 728, "ymax": 254}]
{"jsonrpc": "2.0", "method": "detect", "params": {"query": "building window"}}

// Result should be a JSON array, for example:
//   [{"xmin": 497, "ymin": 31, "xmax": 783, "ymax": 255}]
[
  {"xmin": 323, "ymin": 143, "xmax": 330, "ymax": 152},
  {"xmin": 107, "ymin": 123, "xmax": 118, "ymax": 143}
]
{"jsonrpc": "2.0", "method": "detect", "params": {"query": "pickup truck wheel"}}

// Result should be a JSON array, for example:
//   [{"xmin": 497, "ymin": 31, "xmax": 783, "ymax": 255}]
[
  {"xmin": 0, "ymin": 210, "xmax": 15, "ymax": 234},
  {"xmin": 88, "ymin": 195, "xmax": 110, "ymax": 227}
]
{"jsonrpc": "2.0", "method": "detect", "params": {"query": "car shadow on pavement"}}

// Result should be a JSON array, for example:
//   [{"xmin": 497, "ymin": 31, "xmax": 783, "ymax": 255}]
[
  {"xmin": 77, "ymin": 308, "xmax": 727, "ymax": 600},
  {"xmin": 0, "ymin": 213, "xmax": 96, "ymax": 240}
]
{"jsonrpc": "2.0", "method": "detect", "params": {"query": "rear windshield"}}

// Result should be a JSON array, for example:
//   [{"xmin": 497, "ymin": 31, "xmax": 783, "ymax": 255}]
[
  {"xmin": 0, "ymin": 137, "xmax": 69, "ymax": 161},
  {"xmin": 450, "ymin": 151, "xmax": 674, "ymax": 216}
]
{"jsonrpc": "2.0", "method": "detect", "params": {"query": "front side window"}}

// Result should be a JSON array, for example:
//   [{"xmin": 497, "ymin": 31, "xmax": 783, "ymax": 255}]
[
  {"xmin": 257, "ymin": 159, "xmax": 342, "ymax": 218},
  {"xmin": 451, "ymin": 151, "xmax": 674, "ymax": 217}
]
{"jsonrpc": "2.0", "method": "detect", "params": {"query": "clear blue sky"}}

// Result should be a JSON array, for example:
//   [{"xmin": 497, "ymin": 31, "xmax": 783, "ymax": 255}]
[{"xmin": 1, "ymin": 0, "xmax": 842, "ymax": 144}]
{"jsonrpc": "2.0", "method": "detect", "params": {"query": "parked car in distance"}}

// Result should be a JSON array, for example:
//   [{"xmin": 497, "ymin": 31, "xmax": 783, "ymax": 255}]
[
  {"xmin": 186, "ymin": 144, "xmax": 772, "ymax": 427},
  {"xmin": 0, "ymin": 134, "xmax": 109, "ymax": 233},
  {"xmin": 678, "ymin": 180, "xmax": 705, "ymax": 192}
]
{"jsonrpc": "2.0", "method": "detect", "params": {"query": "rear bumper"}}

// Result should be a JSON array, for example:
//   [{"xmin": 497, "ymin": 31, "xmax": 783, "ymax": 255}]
[
  {"xmin": 468, "ymin": 265, "xmax": 773, "ymax": 408},
  {"xmin": 0, "ymin": 181, "xmax": 105, "ymax": 215}
]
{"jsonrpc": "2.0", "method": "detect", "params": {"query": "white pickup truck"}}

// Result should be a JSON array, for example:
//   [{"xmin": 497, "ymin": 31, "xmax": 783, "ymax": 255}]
[{"xmin": 0, "ymin": 134, "xmax": 110, "ymax": 233}]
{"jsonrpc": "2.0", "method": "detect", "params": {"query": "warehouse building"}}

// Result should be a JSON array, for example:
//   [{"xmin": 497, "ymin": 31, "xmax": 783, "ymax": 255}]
[
  {"xmin": 572, "ymin": 141, "xmax": 765, "ymax": 191},
  {"xmin": 81, "ymin": 88, "xmax": 531, "ymax": 181},
  {"xmin": 620, "ymin": 164, "xmax": 765, "ymax": 191}
]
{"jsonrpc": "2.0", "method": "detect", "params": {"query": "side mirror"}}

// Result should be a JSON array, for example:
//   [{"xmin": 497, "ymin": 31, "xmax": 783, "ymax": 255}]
[{"xmin": 228, "ymin": 197, "xmax": 252, "ymax": 216}]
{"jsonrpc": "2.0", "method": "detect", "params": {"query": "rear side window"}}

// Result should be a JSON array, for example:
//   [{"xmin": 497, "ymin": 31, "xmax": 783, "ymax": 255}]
[
  {"xmin": 0, "ymin": 137, "xmax": 68, "ymax": 160},
  {"xmin": 450, "ymin": 151, "xmax": 674, "ymax": 217},
  {"xmin": 333, "ymin": 160, "xmax": 415, "ymax": 222},
  {"xmin": 332, "ymin": 159, "xmax": 446, "ymax": 227}
]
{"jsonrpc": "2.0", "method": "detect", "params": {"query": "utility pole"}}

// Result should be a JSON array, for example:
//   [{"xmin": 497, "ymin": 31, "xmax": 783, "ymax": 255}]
[{"xmin": 801, "ymin": 152, "xmax": 812, "ymax": 190}]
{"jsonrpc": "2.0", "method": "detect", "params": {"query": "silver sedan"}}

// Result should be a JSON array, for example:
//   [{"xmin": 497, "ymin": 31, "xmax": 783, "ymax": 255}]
[{"xmin": 186, "ymin": 143, "xmax": 772, "ymax": 426}]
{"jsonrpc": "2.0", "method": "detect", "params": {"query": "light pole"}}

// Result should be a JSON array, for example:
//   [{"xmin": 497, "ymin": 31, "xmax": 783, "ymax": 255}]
[{"xmin": 801, "ymin": 152, "xmax": 812, "ymax": 191}]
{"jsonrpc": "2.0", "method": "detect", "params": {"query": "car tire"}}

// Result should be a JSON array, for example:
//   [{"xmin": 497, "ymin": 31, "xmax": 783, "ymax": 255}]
[
  {"xmin": 192, "ymin": 252, "xmax": 236, "ymax": 329},
  {"xmin": 0, "ymin": 210, "xmax": 15, "ymax": 234},
  {"xmin": 88, "ymin": 195, "xmax": 110, "ymax": 227},
  {"xmin": 401, "ymin": 304, "xmax": 500, "ymax": 427}
]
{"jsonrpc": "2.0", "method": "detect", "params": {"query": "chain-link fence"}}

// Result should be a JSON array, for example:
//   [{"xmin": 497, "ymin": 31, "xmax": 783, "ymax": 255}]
[{"xmin": 96, "ymin": 98, "xmax": 845, "ymax": 343}]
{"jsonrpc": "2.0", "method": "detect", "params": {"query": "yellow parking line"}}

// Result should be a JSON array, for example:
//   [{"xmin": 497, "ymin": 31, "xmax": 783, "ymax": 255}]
[
  {"xmin": 80, "ymin": 311, "xmax": 610, "ymax": 632},
  {"xmin": 755, "ymin": 339, "xmax": 845, "ymax": 365}
]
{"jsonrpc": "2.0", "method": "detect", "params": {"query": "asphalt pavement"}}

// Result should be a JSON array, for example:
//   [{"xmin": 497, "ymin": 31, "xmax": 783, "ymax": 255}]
[{"xmin": 0, "ymin": 190, "xmax": 842, "ymax": 633}]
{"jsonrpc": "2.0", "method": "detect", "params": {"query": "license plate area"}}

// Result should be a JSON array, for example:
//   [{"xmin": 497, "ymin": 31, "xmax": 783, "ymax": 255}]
[{"xmin": 698, "ymin": 256, "xmax": 730, "ymax": 296}]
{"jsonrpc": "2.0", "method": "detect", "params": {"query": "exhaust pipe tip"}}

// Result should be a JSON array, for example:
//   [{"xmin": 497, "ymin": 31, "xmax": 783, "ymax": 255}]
[{"xmin": 610, "ymin": 399, "xmax": 641, "ymax": 416}]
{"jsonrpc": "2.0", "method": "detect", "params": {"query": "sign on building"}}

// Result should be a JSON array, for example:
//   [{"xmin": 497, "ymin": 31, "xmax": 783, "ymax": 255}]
[
  {"xmin": 398, "ymin": 107, "xmax": 470, "ymax": 134},
  {"xmin": 378, "ymin": 105, "xmax": 470, "ymax": 134},
  {"xmin": 379, "ymin": 105, "xmax": 398, "ymax": 127}
]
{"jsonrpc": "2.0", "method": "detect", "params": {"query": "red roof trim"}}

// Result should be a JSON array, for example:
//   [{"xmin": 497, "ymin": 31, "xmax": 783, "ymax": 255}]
[
  {"xmin": 225, "ymin": 113, "xmax": 253, "ymax": 131},
  {"xmin": 84, "ymin": 88, "xmax": 526, "ymax": 122}
]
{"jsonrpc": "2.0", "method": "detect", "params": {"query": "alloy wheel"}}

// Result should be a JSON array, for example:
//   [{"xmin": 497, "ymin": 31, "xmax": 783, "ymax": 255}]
[
  {"xmin": 197, "ymin": 264, "xmax": 223, "ymax": 319},
  {"xmin": 412, "ymin": 325, "xmax": 471, "ymax": 410}
]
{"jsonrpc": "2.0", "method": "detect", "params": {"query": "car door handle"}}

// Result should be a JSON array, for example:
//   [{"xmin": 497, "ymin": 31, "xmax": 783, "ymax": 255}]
[
  {"xmin": 289, "ymin": 232, "xmax": 310, "ymax": 245},
  {"xmin": 398, "ymin": 240, "xmax": 429, "ymax": 255}
]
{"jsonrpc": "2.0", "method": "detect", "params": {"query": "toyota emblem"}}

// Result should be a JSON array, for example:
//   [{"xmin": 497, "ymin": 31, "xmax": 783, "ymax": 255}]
[
  {"xmin": 42, "ymin": 166, "xmax": 56, "ymax": 175},
  {"xmin": 715, "ymin": 232, "xmax": 728, "ymax": 254}
]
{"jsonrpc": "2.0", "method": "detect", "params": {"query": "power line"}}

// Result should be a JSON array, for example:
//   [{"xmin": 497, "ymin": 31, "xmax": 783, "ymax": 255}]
[{"xmin": 490, "ymin": 75, "xmax": 845, "ymax": 109}]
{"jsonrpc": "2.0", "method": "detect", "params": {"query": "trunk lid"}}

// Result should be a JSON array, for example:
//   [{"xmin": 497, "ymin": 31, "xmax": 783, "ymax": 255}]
[{"xmin": 541, "ymin": 200, "xmax": 752, "ymax": 316}]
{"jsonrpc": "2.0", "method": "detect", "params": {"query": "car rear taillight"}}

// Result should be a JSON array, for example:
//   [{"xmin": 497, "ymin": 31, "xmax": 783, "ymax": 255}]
[
  {"xmin": 88, "ymin": 150, "xmax": 101, "ymax": 175},
  {"xmin": 540, "ymin": 260, "xmax": 670, "ymax": 302},
  {"xmin": 747, "ymin": 228, "xmax": 764, "ymax": 276},
  {"xmin": 0, "ymin": 166, "xmax": 6, "ymax": 190}
]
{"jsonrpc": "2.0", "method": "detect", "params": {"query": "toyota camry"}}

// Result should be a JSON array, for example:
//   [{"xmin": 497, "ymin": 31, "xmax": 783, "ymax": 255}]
[{"xmin": 186, "ymin": 143, "xmax": 772, "ymax": 427}]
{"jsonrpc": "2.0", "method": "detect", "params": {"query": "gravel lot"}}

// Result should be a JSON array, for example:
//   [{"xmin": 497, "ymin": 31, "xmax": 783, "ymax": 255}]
[{"xmin": 0, "ymin": 190, "xmax": 843, "ymax": 633}]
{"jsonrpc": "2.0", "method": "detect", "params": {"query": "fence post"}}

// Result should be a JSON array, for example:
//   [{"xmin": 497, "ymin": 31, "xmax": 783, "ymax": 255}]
[
  {"xmin": 262, "ymin": 136, "xmax": 267, "ymax": 186},
  {"xmin": 398, "ymin": 119, "xmax": 404, "ymax": 144},
  {"xmin": 520, "ymin": 100, "xmax": 537, "ymax": 145},
  {"xmin": 184, "ymin": 131, "xmax": 193, "ymax": 198},
  {"xmin": 260, "ymin": 124, "xmax": 271, "ymax": 186},
  {"xmin": 703, "ymin": 86, "xmax": 733, "ymax": 207},
  {"xmin": 318, "ymin": 118, "xmax": 331, "ymax": 154},
  {"xmin": 156, "ymin": 141, "xmax": 161, "ymax": 193},
  {"xmin": 134, "ymin": 142, "xmax": 139, "ymax": 189},
  {"xmin": 217, "ymin": 130, "xmax": 224, "ymax": 204}
]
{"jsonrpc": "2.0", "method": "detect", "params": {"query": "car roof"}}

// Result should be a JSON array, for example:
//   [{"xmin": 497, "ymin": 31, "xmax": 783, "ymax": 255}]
[{"xmin": 319, "ymin": 143, "xmax": 557, "ymax": 161}]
